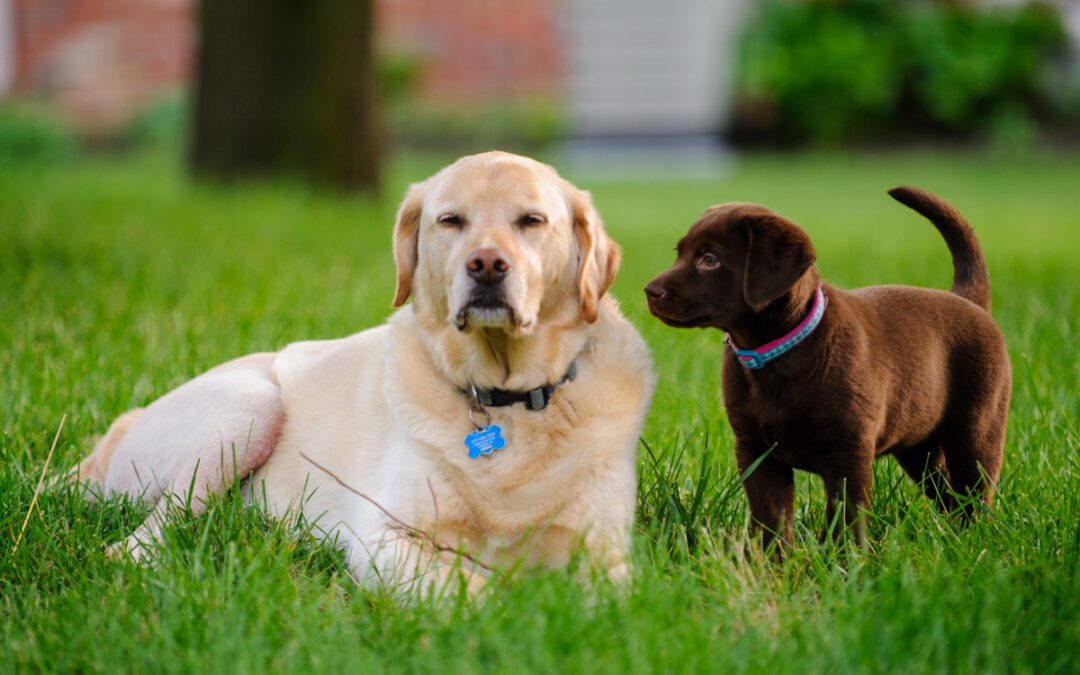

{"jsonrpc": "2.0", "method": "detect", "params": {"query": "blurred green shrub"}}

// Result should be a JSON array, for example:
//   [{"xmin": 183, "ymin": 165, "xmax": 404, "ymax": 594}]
[
  {"xmin": 0, "ymin": 103, "xmax": 76, "ymax": 163},
  {"xmin": 379, "ymin": 51, "xmax": 425, "ymax": 106},
  {"xmin": 732, "ymin": 0, "xmax": 1072, "ymax": 147},
  {"xmin": 127, "ymin": 93, "xmax": 188, "ymax": 148}
]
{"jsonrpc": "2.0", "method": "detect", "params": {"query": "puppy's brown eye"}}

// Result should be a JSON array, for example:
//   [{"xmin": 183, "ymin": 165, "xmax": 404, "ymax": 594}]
[
  {"xmin": 438, "ymin": 213, "xmax": 464, "ymax": 228},
  {"xmin": 700, "ymin": 253, "xmax": 720, "ymax": 268},
  {"xmin": 518, "ymin": 213, "xmax": 547, "ymax": 227}
]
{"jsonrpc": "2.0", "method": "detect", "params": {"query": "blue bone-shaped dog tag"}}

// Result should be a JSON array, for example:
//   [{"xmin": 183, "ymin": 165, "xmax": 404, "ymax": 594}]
[{"xmin": 465, "ymin": 424, "xmax": 506, "ymax": 459}]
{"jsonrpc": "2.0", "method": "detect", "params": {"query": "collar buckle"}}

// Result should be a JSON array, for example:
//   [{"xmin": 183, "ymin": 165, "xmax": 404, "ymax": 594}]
[
  {"xmin": 734, "ymin": 349, "xmax": 766, "ymax": 370},
  {"xmin": 464, "ymin": 359, "xmax": 578, "ymax": 412},
  {"xmin": 527, "ymin": 388, "xmax": 546, "ymax": 410}
]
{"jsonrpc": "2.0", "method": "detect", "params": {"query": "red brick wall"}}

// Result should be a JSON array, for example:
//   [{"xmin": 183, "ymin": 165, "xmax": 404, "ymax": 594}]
[
  {"xmin": 379, "ymin": 0, "xmax": 563, "ymax": 100},
  {"xmin": 7, "ymin": 0, "xmax": 562, "ymax": 131},
  {"xmin": 11, "ymin": 0, "xmax": 192, "ymax": 132}
]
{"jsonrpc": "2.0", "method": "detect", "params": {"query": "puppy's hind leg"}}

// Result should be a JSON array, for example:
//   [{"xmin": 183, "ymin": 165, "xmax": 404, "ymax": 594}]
[
  {"xmin": 894, "ymin": 438, "xmax": 956, "ymax": 513},
  {"xmin": 938, "ymin": 349, "xmax": 1010, "ymax": 521},
  {"xmin": 940, "ymin": 397, "xmax": 1009, "ymax": 521}
]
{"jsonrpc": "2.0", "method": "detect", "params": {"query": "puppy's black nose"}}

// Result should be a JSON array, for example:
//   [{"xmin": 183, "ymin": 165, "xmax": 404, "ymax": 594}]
[
  {"xmin": 644, "ymin": 281, "xmax": 666, "ymax": 300},
  {"xmin": 467, "ymin": 248, "xmax": 510, "ymax": 283}
]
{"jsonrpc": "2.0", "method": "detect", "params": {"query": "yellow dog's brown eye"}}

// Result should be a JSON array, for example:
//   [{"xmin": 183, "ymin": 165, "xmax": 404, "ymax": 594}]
[
  {"xmin": 438, "ymin": 213, "xmax": 464, "ymax": 227},
  {"xmin": 518, "ymin": 213, "xmax": 546, "ymax": 227}
]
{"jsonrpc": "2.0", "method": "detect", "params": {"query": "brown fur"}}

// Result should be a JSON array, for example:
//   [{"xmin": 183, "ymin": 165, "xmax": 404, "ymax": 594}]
[{"xmin": 645, "ymin": 187, "xmax": 1011, "ymax": 550}]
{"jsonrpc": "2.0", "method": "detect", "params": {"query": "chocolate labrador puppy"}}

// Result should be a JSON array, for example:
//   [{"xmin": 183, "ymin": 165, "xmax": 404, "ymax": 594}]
[{"xmin": 645, "ymin": 187, "xmax": 1010, "ymax": 550}]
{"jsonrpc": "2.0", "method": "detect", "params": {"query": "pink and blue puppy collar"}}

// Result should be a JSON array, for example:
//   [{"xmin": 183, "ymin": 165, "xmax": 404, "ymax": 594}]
[{"xmin": 727, "ymin": 285, "xmax": 828, "ymax": 370}]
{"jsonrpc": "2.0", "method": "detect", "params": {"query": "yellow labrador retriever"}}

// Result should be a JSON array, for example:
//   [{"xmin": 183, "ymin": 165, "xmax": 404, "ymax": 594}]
[{"xmin": 72, "ymin": 151, "xmax": 655, "ymax": 593}]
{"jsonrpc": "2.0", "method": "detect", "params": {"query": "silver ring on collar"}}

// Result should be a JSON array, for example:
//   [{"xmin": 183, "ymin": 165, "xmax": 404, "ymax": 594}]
[{"xmin": 468, "ymin": 403, "xmax": 491, "ymax": 431}]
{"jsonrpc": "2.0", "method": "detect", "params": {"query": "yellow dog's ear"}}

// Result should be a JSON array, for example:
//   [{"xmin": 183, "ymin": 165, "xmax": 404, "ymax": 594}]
[
  {"xmin": 567, "ymin": 182, "xmax": 620, "ymax": 323},
  {"xmin": 391, "ymin": 181, "xmax": 426, "ymax": 307}
]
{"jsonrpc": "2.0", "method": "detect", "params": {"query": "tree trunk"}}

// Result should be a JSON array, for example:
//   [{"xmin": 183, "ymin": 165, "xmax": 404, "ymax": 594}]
[{"xmin": 190, "ymin": 0, "xmax": 380, "ymax": 193}]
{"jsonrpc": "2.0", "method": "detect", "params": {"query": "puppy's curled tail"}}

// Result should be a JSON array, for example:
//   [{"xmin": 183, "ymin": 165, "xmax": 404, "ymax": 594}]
[{"xmin": 888, "ymin": 186, "xmax": 990, "ymax": 312}]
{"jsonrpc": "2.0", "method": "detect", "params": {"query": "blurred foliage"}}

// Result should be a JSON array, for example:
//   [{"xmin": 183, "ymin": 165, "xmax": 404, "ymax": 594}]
[
  {"xmin": 384, "ymin": 97, "xmax": 566, "ymax": 153},
  {"xmin": 0, "ymin": 103, "xmax": 76, "ymax": 164},
  {"xmin": 732, "ymin": 0, "xmax": 1076, "ymax": 147},
  {"xmin": 378, "ymin": 51, "xmax": 426, "ymax": 106},
  {"xmin": 127, "ymin": 93, "xmax": 189, "ymax": 148}
]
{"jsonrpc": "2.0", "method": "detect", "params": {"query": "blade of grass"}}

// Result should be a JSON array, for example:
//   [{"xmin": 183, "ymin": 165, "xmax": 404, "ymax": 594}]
[{"xmin": 13, "ymin": 413, "xmax": 66, "ymax": 553}]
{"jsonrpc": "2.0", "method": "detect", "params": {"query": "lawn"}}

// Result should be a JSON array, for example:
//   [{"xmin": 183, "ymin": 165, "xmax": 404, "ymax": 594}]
[{"xmin": 2, "ymin": 147, "xmax": 1078, "ymax": 673}]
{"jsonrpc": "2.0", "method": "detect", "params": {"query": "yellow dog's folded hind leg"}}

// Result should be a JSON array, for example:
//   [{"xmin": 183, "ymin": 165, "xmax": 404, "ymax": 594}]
[
  {"xmin": 75, "ymin": 408, "xmax": 146, "ymax": 495},
  {"xmin": 74, "ymin": 352, "xmax": 286, "ymax": 559}
]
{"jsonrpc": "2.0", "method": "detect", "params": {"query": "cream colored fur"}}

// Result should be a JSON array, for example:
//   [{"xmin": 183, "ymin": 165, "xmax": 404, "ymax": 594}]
[{"xmin": 73, "ymin": 151, "xmax": 655, "ymax": 595}]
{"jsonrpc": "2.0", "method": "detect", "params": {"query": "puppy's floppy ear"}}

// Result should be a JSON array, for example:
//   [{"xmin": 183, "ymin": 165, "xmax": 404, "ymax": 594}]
[
  {"xmin": 567, "ymin": 181, "xmax": 620, "ymax": 323},
  {"xmin": 743, "ymin": 212, "xmax": 816, "ymax": 312},
  {"xmin": 391, "ymin": 181, "xmax": 426, "ymax": 307}
]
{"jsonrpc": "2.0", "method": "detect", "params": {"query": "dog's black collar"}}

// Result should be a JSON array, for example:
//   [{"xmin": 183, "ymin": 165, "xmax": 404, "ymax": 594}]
[{"xmin": 465, "ymin": 361, "xmax": 577, "ymax": 411}]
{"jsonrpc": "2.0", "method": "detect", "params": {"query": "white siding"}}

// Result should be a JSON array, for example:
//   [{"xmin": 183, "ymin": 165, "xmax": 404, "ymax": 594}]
[{"xmin": 563, "ymin": 0, "xmax": 749, "ymax": 137}]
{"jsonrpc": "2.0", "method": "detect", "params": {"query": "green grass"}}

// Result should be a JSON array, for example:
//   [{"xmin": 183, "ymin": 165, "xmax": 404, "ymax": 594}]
[{"xmin": 2, "ymin": 147, "xmax": 1079, "ymax": 673}]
